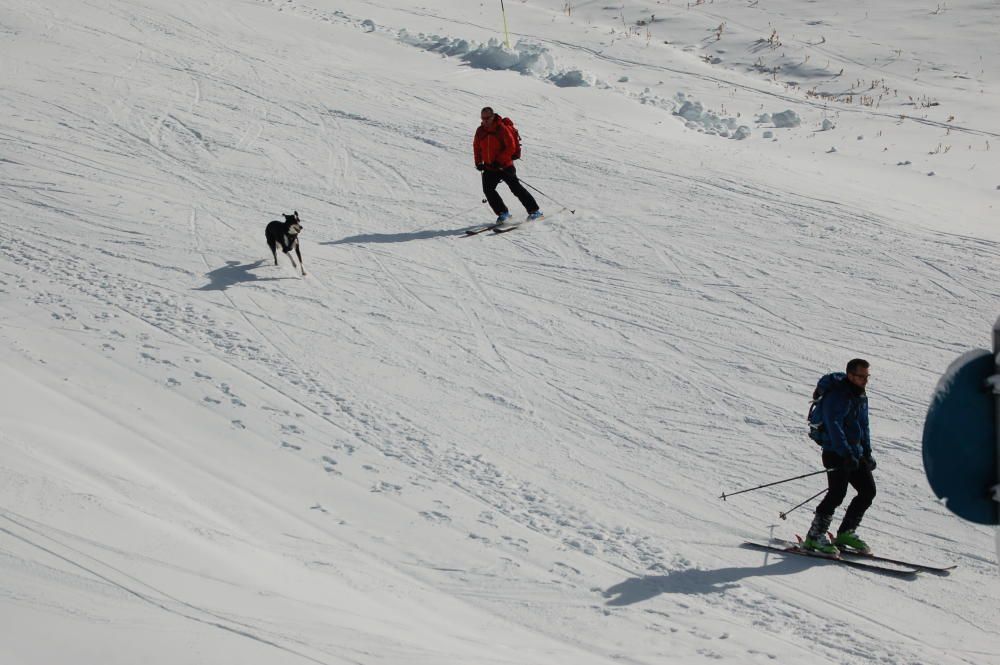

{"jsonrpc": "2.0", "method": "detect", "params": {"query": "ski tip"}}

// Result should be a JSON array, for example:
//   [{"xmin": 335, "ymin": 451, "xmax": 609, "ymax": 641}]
[{"xmin": 931, "ymin": 566, "xmax": 958, "ymax": 575}]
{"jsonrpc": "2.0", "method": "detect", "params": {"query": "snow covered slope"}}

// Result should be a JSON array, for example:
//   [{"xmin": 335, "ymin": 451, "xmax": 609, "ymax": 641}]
[{"xmin": 1, "ymin": 0, "xmax": 998, "ymax": 663}]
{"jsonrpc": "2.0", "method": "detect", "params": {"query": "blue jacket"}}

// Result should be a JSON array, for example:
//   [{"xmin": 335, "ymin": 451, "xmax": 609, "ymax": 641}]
[{"xmin": 817, "ymin": 378, "xmax": 870, "ymax": 461}]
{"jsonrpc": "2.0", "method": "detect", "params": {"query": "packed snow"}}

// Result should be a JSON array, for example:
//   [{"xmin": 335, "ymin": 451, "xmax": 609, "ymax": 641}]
[{"xmin": 1, "ymin": 0, "xmax": 998, "ymax": 664}]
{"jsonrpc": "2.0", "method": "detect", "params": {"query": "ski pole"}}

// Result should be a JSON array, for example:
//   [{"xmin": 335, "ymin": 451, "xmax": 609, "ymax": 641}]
[
  {"xmin": 719, "ymin": 468, "xmax": 833, "ymax": 501},
  {"xmin": 499, "ymin": 0, "xmax": 512, "ymax": 49},
  {"xmin": 778, "ymin": 488, "xmax": 827, "ymax": 520},
  {"xmin": 414, "ymin": 200, "xmax": 494, "ymax": 233},
  {"xmin": 518, "ymin": 177, "xmax": 576, "ymax": 214}
]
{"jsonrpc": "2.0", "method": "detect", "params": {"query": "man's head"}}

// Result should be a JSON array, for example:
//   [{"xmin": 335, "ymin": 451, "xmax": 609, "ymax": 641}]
[
  {"xmin": 846, "ymin": 358, "xmax": 870, "ymax": 389},
  {"xmin": 480, "ymin": 106, "xmax": 496, "ymax": 128}
]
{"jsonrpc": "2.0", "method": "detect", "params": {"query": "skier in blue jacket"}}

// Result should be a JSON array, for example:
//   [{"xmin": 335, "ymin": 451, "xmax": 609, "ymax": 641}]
[{"xmin": 803, "ymin": 358, "xmax": 877, "ymax": 555}]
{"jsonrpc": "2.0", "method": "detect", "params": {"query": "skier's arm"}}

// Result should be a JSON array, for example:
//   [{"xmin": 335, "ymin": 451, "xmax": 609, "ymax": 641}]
[
  {"xmin": 473, "ymin": 133, "xmax": 483, "ymax": 167},
  {"xmin": 859, "ymin": 399, "xmax": 872, "ymax": 456},
  {"xmin": 497, "ymin": 123, "xmax": 516, "ymax": 165}
]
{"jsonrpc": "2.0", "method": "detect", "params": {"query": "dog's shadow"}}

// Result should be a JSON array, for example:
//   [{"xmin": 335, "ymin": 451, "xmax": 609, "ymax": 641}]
[
  {"xmin": 323, "ymin": 227, "xmax": 469, "ymax": 245},
  {"xmin": 195, "ymin": 259, "xmax": 291, "ymax": 291}
]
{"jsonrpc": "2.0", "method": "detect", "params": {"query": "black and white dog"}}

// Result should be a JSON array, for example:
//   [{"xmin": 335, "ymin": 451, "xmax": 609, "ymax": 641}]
[{"xmin": 265, "ymin": 211, "xmax": 306, "ymax": 276}]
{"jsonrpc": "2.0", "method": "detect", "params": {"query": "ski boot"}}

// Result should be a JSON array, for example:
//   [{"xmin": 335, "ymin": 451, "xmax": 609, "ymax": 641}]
[
  {"xmin": 833, "ymin": 530, "xmax": 871, "ymax": 554},
  {"xmin": 526, "ymin": 210, "xmax": 544, "ymax": 221},
  {"xmin": 801, "ymin": 512, "xmax": 839, "ymax": 557},
  {"xmin": 801, "ymin": 533, "xmax": 840, "ymax": 557}
]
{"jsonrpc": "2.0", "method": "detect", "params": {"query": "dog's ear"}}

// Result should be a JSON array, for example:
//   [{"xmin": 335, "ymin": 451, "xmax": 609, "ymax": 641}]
[{"xmin": 294, "ymin": 210, "xmax": 300, "ymax": 222}]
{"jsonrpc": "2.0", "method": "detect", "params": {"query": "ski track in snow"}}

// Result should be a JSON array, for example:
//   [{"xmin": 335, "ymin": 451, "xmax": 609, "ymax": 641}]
[
  {"xmin": 4, "ymin": 156, "xmax": 997, "ymax": 663},
  {"xmin": 2, "ymin": 0, "xmax": 999, "ymax": 663}
]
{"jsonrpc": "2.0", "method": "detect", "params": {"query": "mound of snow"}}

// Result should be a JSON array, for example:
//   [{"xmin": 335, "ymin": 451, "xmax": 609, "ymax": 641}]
[
  {"xmin": 549, "ymin": 70, "xmax": 590, "ymax": 88},
  {"xmin": 399, "ymin": 33, "xmax": 557, "ymax": 77},
  {"xmin": 756, "ymin": 110, "xmax": 802, "ymax": 128},
  {"xmin": 674, "ymin": 94, "xmax": 750, "ymax": 140},
  {"xmin": 771, "ymin": 110, "xmax": 802, "ymax": 128}
]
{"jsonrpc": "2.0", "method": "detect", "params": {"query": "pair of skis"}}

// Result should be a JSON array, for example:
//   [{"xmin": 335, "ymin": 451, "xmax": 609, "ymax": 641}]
[
  {"xmin": 742, "ymin": 538, "xmax": 956, "ymax": 579},
  {"xmin": 464, "ymin": 213, "xmax": 545, "ymax": 236}
]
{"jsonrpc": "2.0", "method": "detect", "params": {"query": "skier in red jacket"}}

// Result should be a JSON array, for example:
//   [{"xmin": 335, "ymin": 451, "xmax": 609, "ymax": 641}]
[{"xmin": 473, "ymin": 107, "xmax": 541, "ymax": 225}]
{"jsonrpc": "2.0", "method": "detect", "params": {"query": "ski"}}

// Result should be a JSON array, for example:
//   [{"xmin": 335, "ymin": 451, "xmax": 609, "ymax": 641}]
[
  {"xmin": 839, "ymin": 549, "xmax": 956, "ymax": 575},
  {"xmin": 493, "ymin": 213, "xmax": 545, "ymax": 234},
  {"xmin": 464, "ymin": 223, "xmax": 501, "ymax": 236},
  {"xmin": 742, "ymin": 542, "xmax": 918, "ymax": 579},
  {"xmin": 773, "ymin": 538, "xmax": 956, "ymax": 575}
]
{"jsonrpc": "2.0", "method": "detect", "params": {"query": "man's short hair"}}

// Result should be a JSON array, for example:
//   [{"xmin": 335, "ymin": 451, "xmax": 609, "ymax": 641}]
[
  {"xmin": 481, "ymin": 106, "xmax": 494, "ymax": 116},
  {"xmin": 846, "ymin": 358, "xmax": 870, "ymax": 373}
]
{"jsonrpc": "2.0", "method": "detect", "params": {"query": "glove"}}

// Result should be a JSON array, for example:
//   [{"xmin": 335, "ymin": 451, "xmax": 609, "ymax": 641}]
[
  {"xmin": 476, "ymin": 162, "xmax": 485, "ymax": 171},
  {"xmin": 841, "ymin": 456, "xmax": 860, "ymax": 472},
  {"xmin": 863, "ymin": 454, "xmax": 877, "ymax": 471}
]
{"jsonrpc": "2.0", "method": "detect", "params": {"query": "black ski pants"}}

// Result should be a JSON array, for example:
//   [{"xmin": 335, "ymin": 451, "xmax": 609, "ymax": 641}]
[
  {"xmin": 482, "ymin": 166, "xmax": 539, "ymax": 216},
  {"xmin": 816, "ymin": 451, "xmax": 877, "ymax": 533}
]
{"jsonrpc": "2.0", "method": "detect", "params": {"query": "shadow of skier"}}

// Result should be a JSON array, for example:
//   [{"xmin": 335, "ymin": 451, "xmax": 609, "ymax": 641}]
[
  {"xmin": 323, "ymin": 228, "xmax": 470, "ymax": 245},
  {"xmin": 602, "ymin": 557, "xmax": 810, "ymax": 606}
]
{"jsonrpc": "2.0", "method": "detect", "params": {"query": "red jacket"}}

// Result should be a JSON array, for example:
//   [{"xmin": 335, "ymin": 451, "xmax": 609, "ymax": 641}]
[{"xmin": 473, "ymin": 118, "xmax": 517, "ymax": 169}]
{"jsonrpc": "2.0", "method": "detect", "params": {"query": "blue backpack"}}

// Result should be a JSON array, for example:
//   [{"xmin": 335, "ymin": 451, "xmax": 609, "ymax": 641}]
[{"xmin": 807, "ymin": 372, "xmax": 846, "ymax": 444}]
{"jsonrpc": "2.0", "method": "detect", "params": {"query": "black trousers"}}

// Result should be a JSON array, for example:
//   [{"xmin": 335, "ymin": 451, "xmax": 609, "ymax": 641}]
[
  {"xmin": 482, "ymin": 167, "xmax": 539, "ymax": 216},
  {"xmin": 815, "ymin": 451, "xmax": 877, "ymax": 533}
]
